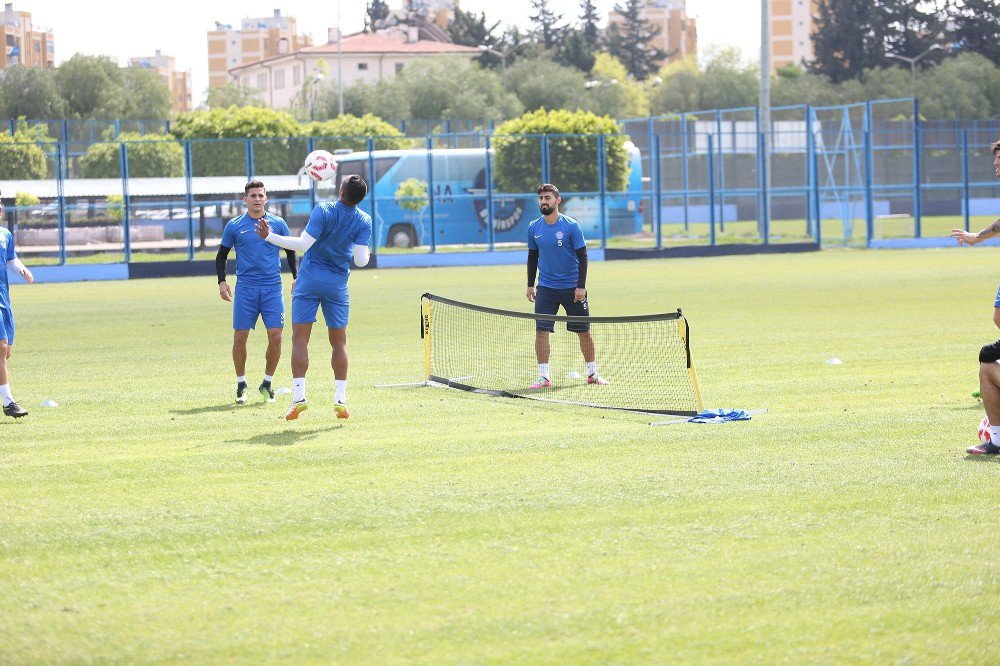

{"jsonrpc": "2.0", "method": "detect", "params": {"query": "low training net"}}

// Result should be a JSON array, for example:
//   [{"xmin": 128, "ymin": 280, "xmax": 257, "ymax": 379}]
[{"xmin": 421, "ymin": 293, "xmax": 704, "ymax": 415}]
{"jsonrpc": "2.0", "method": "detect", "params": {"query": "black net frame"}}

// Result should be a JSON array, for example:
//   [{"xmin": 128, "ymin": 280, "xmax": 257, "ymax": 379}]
[{"xmin": 420, "ymin": 293, "xmax": 704, "ymax": 415}]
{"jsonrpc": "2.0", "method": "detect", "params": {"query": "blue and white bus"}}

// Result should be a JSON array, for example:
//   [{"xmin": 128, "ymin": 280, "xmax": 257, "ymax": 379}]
[{"xmin": 326, "ymin": 142, "xmax": 645, "ymax": 248}]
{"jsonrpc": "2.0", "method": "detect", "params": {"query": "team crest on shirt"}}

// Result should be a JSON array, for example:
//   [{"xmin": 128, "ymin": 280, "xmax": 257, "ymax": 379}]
[{"xmin": 555, "ymin": 231, "xmax": 565, "ymax": 240}]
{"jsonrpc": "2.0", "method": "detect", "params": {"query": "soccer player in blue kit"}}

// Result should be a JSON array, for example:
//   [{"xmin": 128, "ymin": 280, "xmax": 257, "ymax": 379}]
[
  {"xmin": 525, "ymin": 183, "xmax": 608, "ymax": 389},
  {"xmin": 255, "ymin": 175, "xmax": 372, "ymax": 420},
  {"xmin": 0, "ymin": 190, "xmax": 35, "ymax": 418},
  {"xmin": 216, "ymin": 180, "xmax": 297, "ymax": 404}
]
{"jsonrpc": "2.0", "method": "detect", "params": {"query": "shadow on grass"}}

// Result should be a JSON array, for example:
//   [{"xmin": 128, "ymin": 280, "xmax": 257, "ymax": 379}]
[
  {"xmin": 170, "ymin": 403, "xmax": 269, "ymax": 416},
  {"xmin": 229, "ymin": 426, "xmax": 344, "ymax": 447},
  {"xmin": 964, "ymin": 453, "xmax": 1000, "ymax": 462}
]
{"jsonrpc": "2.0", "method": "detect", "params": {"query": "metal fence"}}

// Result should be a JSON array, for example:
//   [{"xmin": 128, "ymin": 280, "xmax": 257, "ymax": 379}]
[{"xmin": 3, "ymin": 99, "xmax": 1000, "ymax": 265}]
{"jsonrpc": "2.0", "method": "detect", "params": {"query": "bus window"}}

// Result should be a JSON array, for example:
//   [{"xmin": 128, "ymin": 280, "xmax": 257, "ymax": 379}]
[{"xmin": 335, "ymin": 157, "xmax": 399, "ymax": 190}]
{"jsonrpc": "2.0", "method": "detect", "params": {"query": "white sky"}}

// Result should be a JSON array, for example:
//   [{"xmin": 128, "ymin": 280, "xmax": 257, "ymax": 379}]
[{"xmin": 31, "ymin": 0, "xmax": 760, "ymax": 108}]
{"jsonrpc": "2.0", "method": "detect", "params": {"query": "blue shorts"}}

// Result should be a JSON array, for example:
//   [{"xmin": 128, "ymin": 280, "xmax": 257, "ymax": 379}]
[
  {"xmin": 0, "ymin": 307, "xmax": 13, "ymax": 344},
  {"xmin": 233, "ymin": 284, "xmax": 285, "ymax": 331},
  {"xmin": 994, "ymin": 283, "xmax": 1000, "ymax": 308},
  {"xmin": 292, "ymin": 275, "xmax": 349, "ymax": 329},
  {"xmin": 534, "ymin": 285, "xmax": 590, "ymax": 333}
]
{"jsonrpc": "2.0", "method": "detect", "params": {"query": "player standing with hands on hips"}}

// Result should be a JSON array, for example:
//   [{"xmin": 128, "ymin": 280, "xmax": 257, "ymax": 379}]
[
  {"xmin": 255, "ymin": 174, "xmax": 372, "ymax": 421},
  {"xmin": 525, "ymin": 183, "xmax": 608, "ymax": 390},
  {"xmin": 216, "ymin": 180, "xmax": 297, "ymax": 404},
  {"xmin": 0, "ymin": 190, "xmax": 35, "ymax": 418}
]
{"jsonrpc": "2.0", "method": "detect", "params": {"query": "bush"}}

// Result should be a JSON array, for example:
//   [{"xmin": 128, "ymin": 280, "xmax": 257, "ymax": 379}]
[
  {"xmin": 106, "ymin": 194, "xmax": 123, "ymax": 222},
  {"xmin": 395, "ymin": 178, "xmax": 428, "ymax": 212},
  {"xmin": 14, "ymin": 191, "xmax": 39, "ymax": 207},
  {"xmin": 79, "ymin": 132, "xmax": 184, "ymax": 178},
  {"xmin": 303, "ymin": 114, "xmax": 415, "ymax": 152},
  {"xmin": 171, "ymin": 106, "xmax": 304, "ymax": 177},
  {"xmin": 493, "ymin": 109, "xmax": 630, "ymax": 195},
  {"xmin": 0, "ymin": 118, "xmax": 51, "ymax": 180}
]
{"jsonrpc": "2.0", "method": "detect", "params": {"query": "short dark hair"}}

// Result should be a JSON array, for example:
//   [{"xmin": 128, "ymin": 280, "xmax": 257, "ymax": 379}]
[
  {"xmin": 341, "ymin": 175, "xmax": 368, "ymax": 206},
  {"xmin": 537, "ymin": 183, "xmax": 560, "ymax": 197},
  {"xmin": 245, "ymin": 180, "xmax": 265, "ymax": 194},
  {"xmin": 992, "ymin": 139, "xmax": 1000, "ymax": 156}
]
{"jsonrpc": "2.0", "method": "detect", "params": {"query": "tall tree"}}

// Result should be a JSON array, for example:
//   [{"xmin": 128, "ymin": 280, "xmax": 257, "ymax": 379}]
[
  {"xmin": 0, "ymin": 65, "xmax": 65, "ymax": 118},
  {"xmin": 947, "ymin": 0, "xmax": 1000, "ymax": 66},
  {"xmin": 810, "ymin": 0, "xmax": 895, "ymax": 83},
  {"xmin": 55, "ymin": 54, "xmax": 121, "ymax": 118},
  {"xmin": 555, "ymin": 0, "xmax": 602, "ymax": 72},
  {"xmin": 881, "ymin": 0, "xmax": 946, "ymax": 63},
  {"xmin": 110, "ymin": 66, "xmax": 172, "ymax": 119},
  {"xmin": 365, "ymin": 0, "xmax": 390, "ymax": 32},
  {"xmin": 604, "ymin": 0, "xmax": 667, "ymax": 80},
  {"xmin": 447, "ymin": 7, "xmax": 502, "ymax": 69},
  {"xmin": 580, "ymin": 0, "xmax": 600, "ymax": 41},
  {"xmin": 530, "ymin": 0, "xmax": 565, "ymax": 51},
  {"xmin": 205, "ymin": 82, "xmax": 264, "ymax": 109}
]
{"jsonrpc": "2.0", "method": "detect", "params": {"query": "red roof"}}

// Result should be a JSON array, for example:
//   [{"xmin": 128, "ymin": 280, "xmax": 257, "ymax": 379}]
[{"xmin": 303, "ymin": 32, "xmax": 479, "ymax": 55}]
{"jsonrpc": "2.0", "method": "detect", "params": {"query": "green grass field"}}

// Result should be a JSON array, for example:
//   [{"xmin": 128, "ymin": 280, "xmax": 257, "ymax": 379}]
[{"xmin": 3, "ymin": 247, "xmax": 1000, "ymax": 663}]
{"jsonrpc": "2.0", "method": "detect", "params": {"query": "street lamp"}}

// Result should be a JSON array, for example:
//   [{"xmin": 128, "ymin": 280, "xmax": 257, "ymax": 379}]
[
  {"xmin": 308, "ymin": 72, "xmax": 324, "ymax": 121},
  {"xmin": 584, "ymin": 79, "xmax": 618, "ymax": 89},
  {"xmin": 477, "ymin": 45, "xmax": 506, "ymax": 81},
  {"xmin": 886, "ymin": 43, "xmax": 944, "ymax": 96}
]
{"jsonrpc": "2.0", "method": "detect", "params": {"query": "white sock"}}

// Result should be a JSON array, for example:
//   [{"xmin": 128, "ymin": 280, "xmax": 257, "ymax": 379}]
[
  {"xmin": 262, "ymin": 374, "xmax": 273, "ymax": 383},
  {"xmin": 236, "ymin": 375, "xmax": 247, "ymax": 384},
  {"xmin": 538, "ymin": 363, "xmax": 550, "ymax": 379},
  {"xmin": 989, "ymin": 425, "xmax": 1000, "ymax": 444},
  {"xmin": 334, "ymin": 379, "xmax": 347, "ymax": 403},
  {"xmin": 293, "ymin": 377, "xmax": 306, "ymax": 402},
  {"xmin": 0, "ymin": 383, "xmax": 12, "ymax": 406},
  {"xmin": 586, "ymin": 361, "xmax": 597, "ymax": 376}
]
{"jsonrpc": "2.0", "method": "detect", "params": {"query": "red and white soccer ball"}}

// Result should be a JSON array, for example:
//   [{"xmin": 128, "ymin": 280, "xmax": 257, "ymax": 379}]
[
  {"xmin": 978, "ymin": 415, "xmax": 991, "ymax": 444},
  {"xmin": 303, "ymin": 149, "xmax": 337, "ymax": 182}
]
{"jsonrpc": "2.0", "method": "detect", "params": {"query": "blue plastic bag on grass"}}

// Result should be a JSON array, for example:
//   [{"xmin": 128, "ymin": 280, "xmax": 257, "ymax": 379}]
[{"xmin": 688, "ymin": 409, "xmax": 752, "ymax": 423}]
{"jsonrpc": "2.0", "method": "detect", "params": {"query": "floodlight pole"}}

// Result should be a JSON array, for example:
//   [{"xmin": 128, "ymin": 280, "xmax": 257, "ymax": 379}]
[
  {"xmin": 886, "ymin": 44, "xmax": 942, "ymax": 99},
  {"xmin": 759, "ymin": 0, "xmax": 771, "ymax": 239},
  {"xmin": 337, "ymin": 0, "xmax": 344, "ymax": 116}
]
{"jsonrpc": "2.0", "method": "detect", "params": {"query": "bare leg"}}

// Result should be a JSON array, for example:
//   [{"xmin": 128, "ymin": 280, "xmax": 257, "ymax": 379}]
[
  {"xmin": 577, "ymin": 331, "xmax": 595, "ymax": 363},
  {"xmin": 329, "ymin": 327, "xmax": 348, "ymax": 380},
  {"xmin": 232, "ymin": 329, "xmax": 250, "ymax": 377},
  {"xmin": 0, "ymin": 341, "xmax": 9, "ymax": 387},
  {"xmin": 291, "ymin": 323, "xmax": 313, "ymax": 378},
  {"xmin": 535, "ymin": 331, "xmax": 551, "ymax": 363},
  {"xmin": 264, "ymin": 327, "xmax": 282, "ymax": 376},
  {"xmin": 980, "ymin": 361, "xmax": 1000, "ymax": 425}
]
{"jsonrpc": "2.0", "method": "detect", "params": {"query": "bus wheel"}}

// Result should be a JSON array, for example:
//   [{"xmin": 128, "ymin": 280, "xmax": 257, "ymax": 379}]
[{"xmin": 387, "ymin": 225, "xmax": 415, "ymax": 248}]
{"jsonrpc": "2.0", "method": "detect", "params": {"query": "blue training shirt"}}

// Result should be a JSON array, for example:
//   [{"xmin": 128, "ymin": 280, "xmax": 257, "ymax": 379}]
[
  {"xmin": 527, "ymin": 214, "xmax": 586, "ymax": 289},
  {"xmin": 220, "ymin": 212, "xmax": 290, "ymax": 287},
  {"xmin": 0, "ymin": 228, "xmax": 15, "ymax": 310},
  {"xmin": 300, "ymin": 201, "xmax": 373, "ymax": 280}
]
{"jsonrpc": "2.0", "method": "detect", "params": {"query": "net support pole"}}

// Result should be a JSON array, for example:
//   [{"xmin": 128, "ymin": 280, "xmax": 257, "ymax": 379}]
[
  {"xmin": 679, "ymin": 317, "xmax": 705, "ymax": 412},
  {"xmin": 422, "ymin": 297, "xmax": 432, "ymax": 382}
]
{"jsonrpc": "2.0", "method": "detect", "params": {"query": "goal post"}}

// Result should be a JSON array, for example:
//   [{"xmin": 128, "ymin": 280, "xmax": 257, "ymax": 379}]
[{"xmin": 420, "ymin": 293, "xmax": 705, "ymax": 415}]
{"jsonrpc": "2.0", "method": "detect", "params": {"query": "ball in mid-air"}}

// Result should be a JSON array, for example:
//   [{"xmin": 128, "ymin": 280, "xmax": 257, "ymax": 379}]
[
  {"xmin": 978, "ymin": 415, "xmax": 991, "ymax": 444},
  {"xmin": 303, "ymin": 149, "xmax": 337, "ymax": 182}
]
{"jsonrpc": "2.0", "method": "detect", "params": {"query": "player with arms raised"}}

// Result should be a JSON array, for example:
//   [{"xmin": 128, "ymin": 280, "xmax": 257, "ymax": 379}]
[
  {"xmin": 525, "ymin": 183, "xmax": 607, "ymax": 389},
  {"xmin": 216, "ymin": 180, "xmax": 297, "ymax": 404},
  {"xmin": 255, "ymin": 174, "xmax": 372, "ymax": 420}
]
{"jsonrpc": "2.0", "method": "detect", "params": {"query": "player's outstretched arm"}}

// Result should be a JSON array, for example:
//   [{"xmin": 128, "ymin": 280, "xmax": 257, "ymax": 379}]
[
  {"xmin": 256, "ymin": 219, "xmax": 316, "ymax": 253},
  {"xmin": 951, "ymin": 218, "xmax": 1000, "ymax": 246}
]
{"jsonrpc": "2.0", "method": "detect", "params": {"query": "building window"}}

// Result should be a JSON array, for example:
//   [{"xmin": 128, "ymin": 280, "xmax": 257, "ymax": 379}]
[
  {"xmin": 257, "ymin": 73, "xmax": 267, "ymax": 90},
  {"xmin": 293, "ymin": 65, "xmax": 301, "ymax": 85},
  {"xmin": 274, "ymin": 69, "xmax": 285, "ymax": 89},
  {"xmin": 358, "ymin": 62, "xmax": 368, "ymax": 70},
  {"xmin": 395, "ymin": 62, "xmax": 404, "ymax": 74}
]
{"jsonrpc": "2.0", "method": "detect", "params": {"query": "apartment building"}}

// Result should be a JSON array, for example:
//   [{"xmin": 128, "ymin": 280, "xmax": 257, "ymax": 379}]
[
  {"xmin": 129, "ymin": 50, "xmax": 193, "ymax": 114},
  {"xmin": 771, "ymin": 0, "xmax": 819, "ymax": 71},
  {"xmin": 607, "ymin": 0, "xmax": 698, "ymax": 66},
  {"xmin": 1, "ymin": 2, "xmax": 54, "ymax": 69},
  {"xmin": 207, "ymin": 9, "xmax": 312, "ymax": 89}
]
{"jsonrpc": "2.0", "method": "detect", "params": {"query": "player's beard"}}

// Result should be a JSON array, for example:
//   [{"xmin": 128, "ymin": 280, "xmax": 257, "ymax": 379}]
[{"xmin": 539, "ymin": 204, "xmax": 553, "ymax": 215}]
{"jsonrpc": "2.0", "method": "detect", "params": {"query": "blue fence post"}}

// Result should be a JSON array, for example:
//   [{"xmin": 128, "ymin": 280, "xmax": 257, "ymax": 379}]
[
  {"xmin": 184, "ymin": 141, "xmax": 195, "ymax": 261},
  {"xmin": 55, "ymin": 141, "xmax": 66, "ymax": 265},
  {"xmin": 805, "ymin": 104, "xmax": 814, "ymax": 238},
  {"xmin": 716, "ymin": 110, "xmax": 725, "ymax": 232},
  {"xmin": 366, "ymin": 137, "xmax": 378, "ymax": 251},
  {"xmin": 812, "ymin": 137, "xmax": 822, "ymax": 247},
  {"xmin": 912, "ymin": 98, "xmax": 922, "ymax": 238},
  {"xmin": 113, "ymin": 119, "xmax": 121, "ymax": 139},
  {"xmin": 681, "ymin": 117, "xmax": 690, "ymax": 232},
  {"xmin": 653, "ymin": 133, "xmax": 663, "ymax": 250},
  {"xmin": 962, "ymin": 129, "xmax": 970, "ymax": 232},
  {"xmin": 541, "ymin": 134, "xmax": 551, "ymax": 184},
  {"xmin": 245, "ymin": 139, "xmax": 254, "ymax": 180},
  {"xmin": 864, "ymin": 129, "xmax": 874, "ymax": 247},
  {"xmin": 707, "ymin": 134, "xmax": 716, "ymax": 246},
  {"xmin": 485, "ymin": 134, "xmax": 495, "ymax": 251},
  {"xmin": 119, "ymin": 142, "xmax": 131, "ymax": 263},
  {"xmin": 598, "ymin": 134, "xmax": 607, "ymax": 248},
  {"xmin": 7, "ymin": 119, "xmax": 14, "ymax": 135},
  {"xmin": 426, "ymin": 136, "xmax": 436, "ymax": 253}
]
